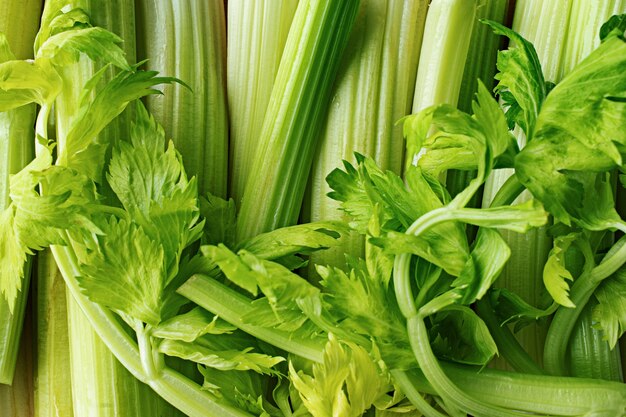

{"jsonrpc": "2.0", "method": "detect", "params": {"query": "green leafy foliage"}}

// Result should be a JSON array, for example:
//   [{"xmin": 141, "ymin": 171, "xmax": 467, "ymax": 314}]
[
  {"xmin": 289, "ymin": 334, "xmax": 388, "ymax": 417},
  {"xmin": 430, "ymin": 306, "xmax": 497, "ymax": 365},
  {"xmin": 483, "ymin": 20, "xmax": 547, "ymax": 138},
  {"xmin": 152, "ymin": 307, "xmax": 236, "ymax": 343},
  {"xmin": 515, "ymin": 29, "xmax": 626, "ymax": 229},
  {"xmin": 78, "ymin": 217, "xmax": 165, "ymax": 325},
  {"xmin": 593, "ymin": 266, "xmax": 626, "ymax": 348}
]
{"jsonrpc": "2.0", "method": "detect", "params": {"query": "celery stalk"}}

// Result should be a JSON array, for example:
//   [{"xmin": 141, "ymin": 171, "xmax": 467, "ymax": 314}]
[
  {"xmin": 227, "ymin": 0, "xmax": 297, "ymax": 205},
  {"xmin": 136, "ymin": 0, "xmax": 229, "ymax": 198},
  {"xmin": 39, "ymin": 1, "xmax": 181, "ymax": 415},
  {"xmin": 34, "ymin": 249, "xmax": 73, "ymax": 417},
  {"xmin": 406, "ymin": 0, "xmax": 478, "ymax": 169},
  {"xmin": 0, "ymin": 316, "xmax": 34, "ymax": 417},
  {"xmin": 569, "ymin": 300, "xmax": 624, "ymax": 381},
  {"xmin": 306, "ymin": 0, "xmax": 427, "ymax": 269},
  {"xmin": 0, "ymin": 0, "xmax": 41, "ymax": 386},
  {"xmin": 235, "ymin": 0, "xmax": 361, "ymax": 241},
  {"xmin": 411, "ymin": 0, "xmax": 478, "ymax": 113}
]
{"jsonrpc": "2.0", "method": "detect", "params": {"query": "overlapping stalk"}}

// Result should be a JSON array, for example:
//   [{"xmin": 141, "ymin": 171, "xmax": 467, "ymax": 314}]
[
  {"xmin": 305, "ymin": 0, "xmax": 427, "ymax": 270},
  {"xmin": 227, "ymin": 0, "xmax": 297, "ymax": 205},
  {"xmin": 0, "ymin": 5, "xmax": 42, "ymax": 414},
  {"xmin": 236, "ymin": 0, "xmax": 361, "ymax": 241},
  {"xmin": 136, "ymin": 0, "xmax": 229, "ymax": 198}
]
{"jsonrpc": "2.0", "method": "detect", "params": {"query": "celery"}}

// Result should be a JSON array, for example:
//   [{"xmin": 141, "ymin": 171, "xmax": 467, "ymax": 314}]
[
  {"xmin": 34, "ymin": 249, "xmax": 73, "ymax": 417},
  {"xmin": 479, "ymin": 0, "xmax": 574, "ymax": 369},
  {"xmin": 136, "ymin": 0, "xmax": 229, "ymax": 198},
  {"xmin": 35, "ymin": 2, "xmax": 180, "ymax": 416},
  {"xmin": 406, "ymin": 0, "xmax": 478, "ymax": 168},
  {"xmin": 0, "ymin": 319, "xmax": 34, "ymax": 416},
  {"xmin": 306, "ymin": 0, "xmax": 427, "ymax": 270},
  {"xmin": 227, "ymin": 0, "xmax": 297, "ymax": 205},
  {"xmin": 569, "ymin": 300, "xmax": 624, "ymax": 381},
  {"xmin": 236, "ymin": 0, "xmax": 361, "ymax": 241},
  {"xmin": 0, "ymin": 0, "xmax": 41, "ymax": 386}
]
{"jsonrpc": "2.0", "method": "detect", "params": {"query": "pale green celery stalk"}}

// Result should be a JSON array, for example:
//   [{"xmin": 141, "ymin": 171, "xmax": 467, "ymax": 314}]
[
  {"xmin": 407, "ymin": 0, "xmax": 477, "ymax": 169},
  {"xmin": 0, "ymin": 316, "xmax": 34, "ymax": 417},
  {"xmin": 306, "ymin": 0, "xmax": 427, "ymax": 271},
  {"xmin": 235, "ymin": 0, "xmax": 361, "ymax": 242},
  {"xmin": 227, "ymin": 0, "xmax": 297, "ymax": 205},
  {"xmin": 569, "ymin": 300, "xmax": 624, "ymax": 381},
  {"xmin": 0, "ymin": 0, "xmax": 42, "ymax": 387},
  {"xmin": 479, "ymin": 0, "xmax": 573, "ymax": 370},
  {"xmin": 445, "ymin": 0, "xmax": 509, "ymax": 201},
  {"xmin": 46, "ymin": 2, "xmax": 179, "ymax": 416},
  {"xmin": 560, "ymin": 0, "xmax": 626, "ymax": 78},
  {"xmin": 136, "ymin": 0, "xmax": 229, "ymax": 198},
  {"xmin": 34, "ymin": 249, "xmax": 73, "ymax": 417}
]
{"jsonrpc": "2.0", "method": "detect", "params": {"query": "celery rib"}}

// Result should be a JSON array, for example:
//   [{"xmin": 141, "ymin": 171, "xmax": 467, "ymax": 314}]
[
  {"xmin": 227, "ymin": 0, "xmax": 297, "ymax": 205},
  {"xmin": 236, "ymin": 0, "xmax": 361, "ymax": 241},
  {"xmin": 306, "ymin": 0, "xmax": 427, "ymax": 270},
  {"xmin": 137, "ymin": 0, "xmax": 229, "ymax": 198}
]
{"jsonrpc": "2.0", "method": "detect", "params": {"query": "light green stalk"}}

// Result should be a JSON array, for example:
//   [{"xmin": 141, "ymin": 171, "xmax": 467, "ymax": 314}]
[
  {"xmin": 480, "ymin": 0, "xmax": 574, "ymax": 369},
  {"xmin": 136, "ymin": 0, "xmax": 229, "ymax": 198},
  {"xmin": 406, "ymin": 0, "xmax": 478, "ymax": 169},
  {"xmin": 227, "ymin": 0, "xmax": 298, "ymax": 206},
  {"xmin": 0, "ymin": 318, "xmax": 34, "ymax": 417},
  {"xmin": 34, "ymin": 249, "xmax": 73, "ymax": 417},
  {"xmin": 569, "ymin": 300, "xmax": 624, "ymax": 381},
  {"xmin": 235, "ymin": 0, "xmax": 361, "ymax": 242},
  {"xmin": 306, "ymin": 0, "xmax": 427, "ymax": 269},
  {"xmin": 0, "ymin": 0, "xmax": 42, "ymax": 387}
]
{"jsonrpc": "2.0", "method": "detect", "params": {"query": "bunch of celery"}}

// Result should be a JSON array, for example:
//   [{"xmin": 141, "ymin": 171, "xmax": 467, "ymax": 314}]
[{"xmin": 2, "ymin": 1, "xmax": 626, "ymax": 417}]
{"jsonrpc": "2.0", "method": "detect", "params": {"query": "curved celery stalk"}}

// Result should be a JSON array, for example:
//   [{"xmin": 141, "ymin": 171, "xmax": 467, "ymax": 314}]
[
  {"xmin": 136, "ymin": 0, "xmax": 229, "ymax": 198},
  {"xmin": 236, "ymin": 0, "xmax": 361, "ymax": 241},
  {"xmin": 227, "ymin": 0, "xmax": 298, "ymax": 205},
  {"xmin": 406, "ymin": 0, "xmax": 478, "ymax": 168},
  {"xmin": 0, "ymin": 0, "xmax": 41, "ymax": 387},
  {"xmin": 306, "ymin": 0, "xmax": 427, "ymax": 270}
]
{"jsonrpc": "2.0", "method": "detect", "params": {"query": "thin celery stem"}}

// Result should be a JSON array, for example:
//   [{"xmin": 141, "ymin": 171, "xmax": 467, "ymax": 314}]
[{"xmin": 390, "ymin": 370, "xmax": 448, "ymax": 417}]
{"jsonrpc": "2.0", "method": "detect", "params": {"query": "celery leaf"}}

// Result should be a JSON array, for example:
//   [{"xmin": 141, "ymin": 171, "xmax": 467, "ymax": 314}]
[
  {"xmin": 78, "ymin": 217, "xmax": 165, "ymax": 325},
  {"xmin": 0, "ymin": 59, "xmax": 62, "ymax": 110},
  {"xmin": 62, "ymin": 69, "xmax": 179, "ymax": 180},
  {"xmin": 483, "ymin": 20, "xmax": 546, "ymax": 139},
  {"xmin": 36, "ymin": 27, "xmax": 130, "ymax": 70},
  {"xmin": 289, "ymin": 334, "xmax": 388, "ymax": 417},
  {"xmin": 107, "ymin": 103, "xmax": 202, "ymax": 283},
  {"xmin": 430, "ymin": 306, "xmax": 497, "ymax": 365},
  {"xmin": 200, "ymin": 193, "xmax": 237, "ymax": 247},
  {"xmin": 543, "ymin": 233, "xmax": 582, "ymax": 308},
  {"xmin": 152, "ymin": 307, "xmax": 236, "ymax": 343},
  {"xmin": 593, "ymin": 266, "xmax": 626, "ymax": 348},
  {"xmin": 515, "ymin": 33, "xmax": 626, "ymax": 229}
]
